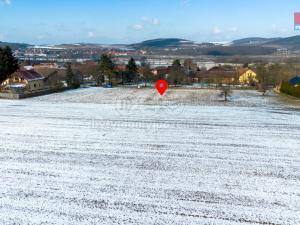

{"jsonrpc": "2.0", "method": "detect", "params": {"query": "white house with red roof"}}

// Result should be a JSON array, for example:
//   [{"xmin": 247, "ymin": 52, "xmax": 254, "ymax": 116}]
[{"xmin": 1, "ymin": 69, "xmax": 45, "ymax": 93}]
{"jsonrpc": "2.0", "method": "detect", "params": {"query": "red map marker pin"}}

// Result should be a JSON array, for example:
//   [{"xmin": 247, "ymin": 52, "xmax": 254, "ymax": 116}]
[{"xmin": 156, "ymin": 80, "xmax": 168, "ymax": 96}]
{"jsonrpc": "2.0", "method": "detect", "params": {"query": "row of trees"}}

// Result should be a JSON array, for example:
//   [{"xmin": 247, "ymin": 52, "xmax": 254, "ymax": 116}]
[
  {"xmin": 0, "ymin": 46, "xmax": 19, "ymax": 84},
  {"xmin": 91, "ymin": 56, "xmax": 295, "ymax": 88},
  {"xmin": 91, "ymin": 55, "xmax": 197, "ymax": 86},
  {"xmin": 256, "ymin": 63, "xmax": 294, "ymax": 95},
  {"xmin": 141, "ymin": 58, "xmax": 196, "ymax": 85},
  {"xmin": 40, "ymin": 59, "xmax": 300, "ymax": 93},
  {"xmin": 92, "ymin": 54, "xmax": 139, "ymax": 86}
]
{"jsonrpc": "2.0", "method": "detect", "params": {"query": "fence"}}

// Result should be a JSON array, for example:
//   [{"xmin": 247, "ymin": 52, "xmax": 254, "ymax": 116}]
[{"xmin": 0, "ymin": 87, "xmax": 69, "ymax": 100}]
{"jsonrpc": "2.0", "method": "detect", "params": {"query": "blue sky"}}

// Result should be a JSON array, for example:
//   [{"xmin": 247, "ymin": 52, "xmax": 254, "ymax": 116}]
[{"xmin": 0, "ymin": 0, "xmax": 298, "ymax": 44}]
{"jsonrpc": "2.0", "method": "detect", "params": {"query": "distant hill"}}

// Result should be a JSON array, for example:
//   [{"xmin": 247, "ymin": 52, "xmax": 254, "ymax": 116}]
[
  {"xmin": 3, "ymin": 35, "xmax": 300, "ymax": 56},
  {"xmin": 232, "ymin": 35, "xmax": 300, "ymax": 49},
  {"xmin": 231, "ymin": 37, "xmax": 281, "ymax": 46},
  {"xmin": 267, "ymin": 35, "xmax": 300, "ymax": 47},
  {"xmin": 0, "ymin": 41, "xmax": 30, "ymax": 50},
  {"xmin": 129, "ymin": 38, "xmax": 198, "ymax": 49}
]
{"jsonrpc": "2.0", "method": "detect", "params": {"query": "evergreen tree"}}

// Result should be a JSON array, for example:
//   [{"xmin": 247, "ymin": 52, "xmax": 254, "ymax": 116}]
[
  {"xmin": 140, "ymin": 64, "xmax": 153, "ymax": 84},
  {"xmin": 73, "ymin": 70, "xmax": 83, "ymax": 88},
  {"xmin": 94, "ymin": 54, "xmax": 115, "ymax": 86},
  {"xmin": 172, "ymin": 59, "xmax": 181, "ymax": 67},
  {"xmin": 0, "ymin": 46, "xmax": 19, "ymax": 83},
  {"xmin": 65, "ymin": 63, "xmax": 78, "ymax": 88},
  {"xmin": 125, "ymin": 58, "xmax": 138, "ymax": 83},
  {"xmin": 183, "ymin": 59, "xmax": 195, "ymax": 84},
  {"xmin": 169, "ymin": 59, "xmax": 185, "ymax": 85}
]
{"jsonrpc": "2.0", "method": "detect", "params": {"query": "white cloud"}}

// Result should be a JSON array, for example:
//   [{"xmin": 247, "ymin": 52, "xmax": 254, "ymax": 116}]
[
  {"xmin": 1, "ymin": 0, "xmax": 11, "ymax": 5},
  {"xmin": 131, "ymin": 24, "xmax": 144, "ymax": 31},
  {"xmin": 213, "ymin": 26, "xmax": 222, "ymax": 34},
  {"xmin": 87, "ymin": 31, "xmax": 96, "ymax": 38}
]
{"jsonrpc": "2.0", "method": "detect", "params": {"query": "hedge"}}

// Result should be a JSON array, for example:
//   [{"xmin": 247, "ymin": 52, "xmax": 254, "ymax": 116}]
[{"xmin": 280, "ymin": 81, "xmax": 300, "ymax": 98}]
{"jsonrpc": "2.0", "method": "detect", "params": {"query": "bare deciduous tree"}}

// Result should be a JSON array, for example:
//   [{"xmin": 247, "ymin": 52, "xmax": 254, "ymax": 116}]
[{"xmin": 219, "ymin": 85, "xmax": 232, "ymax": 101}]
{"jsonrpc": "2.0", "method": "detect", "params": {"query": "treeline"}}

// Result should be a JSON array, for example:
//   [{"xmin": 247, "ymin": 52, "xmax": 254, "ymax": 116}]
[
  {"xmin": 256, "ymin": 63, "xmax": 294, "ymax": 86},
  {"xmin": 92, "ymin": 54, "xmax": 140, "ymax": 86},
  {"xmin": 90, "ymin": 54, "xmax": 196, "ymax": 86},
  {"xmin": 153, "ymin": 46, "xmax": 276, "ymax": 56},
  {"xmin": 255, "ymin": 63, "xmax": 295, "ymax": 94},
  {"xmin": 254, "ymin": 63, "xmax": 300, "ymax": 98}
]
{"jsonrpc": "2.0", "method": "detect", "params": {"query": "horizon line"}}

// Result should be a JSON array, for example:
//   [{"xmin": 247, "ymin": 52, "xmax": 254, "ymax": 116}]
[{"xmin": 1, "ymin": 34, "xmax": 299, "ymax": 46}]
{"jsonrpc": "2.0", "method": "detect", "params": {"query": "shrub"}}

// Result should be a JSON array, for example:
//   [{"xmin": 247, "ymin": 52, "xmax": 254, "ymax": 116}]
[{"xmin": 280, "ymin": 81, "xmax": 300, "ymax": 98}]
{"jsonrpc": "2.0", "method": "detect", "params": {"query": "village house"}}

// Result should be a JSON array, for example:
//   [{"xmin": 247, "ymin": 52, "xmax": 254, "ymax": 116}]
[
  {"xmin": 115, "ymin": 64, "xmax": 127, "ymax": 72},
  {"xmin": 238, "ymin": 68, "xmax": 258, "ymax": 85},
  {"xmin": 151, "ymin": 67, "xmax": 170, "ymax": 79},
  {"xmin": 1, "ymin": 69, "xmax": 45, "ymax": 94},
  {"xmin": 43, "ymin": 71, "xmax": 64, "ymax": 90},
  {"xmin": 289, "ymin": 76, "xmax": 300, "ymax": 87},
  {"xmin": 196, "ymin": 66, "xmax": 238, "ymax": 84}
]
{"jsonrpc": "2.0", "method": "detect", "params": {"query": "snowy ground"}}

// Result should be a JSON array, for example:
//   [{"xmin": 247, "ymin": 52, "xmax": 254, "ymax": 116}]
[{"xmin": 0, "ymin": 87, "xmax": 299, "ymax": 225}]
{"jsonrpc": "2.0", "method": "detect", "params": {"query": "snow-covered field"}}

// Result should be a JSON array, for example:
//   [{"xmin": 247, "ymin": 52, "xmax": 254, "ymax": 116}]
[{"xmin": 0, "ymin": 87, "xmax": 299, "ymax": 225}]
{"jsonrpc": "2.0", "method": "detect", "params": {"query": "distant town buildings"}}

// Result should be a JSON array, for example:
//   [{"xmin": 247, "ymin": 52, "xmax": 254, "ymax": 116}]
[
  {"xmin": 276, "ymin": 48, "xmax": 290, "ymax": 56},
  {"xmin": 33, "ymin": 63, "xmax": 60, "ymax": 69}
]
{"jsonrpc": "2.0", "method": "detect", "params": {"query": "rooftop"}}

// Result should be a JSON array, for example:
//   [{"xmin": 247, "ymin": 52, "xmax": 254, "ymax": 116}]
[
  {"xmin": 13, "ymin": 69, "xmax": 44, "ymax": 81},
  {"xmin": 289, "ymin": 76, "xmax": 300, "ymax": 85}
]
